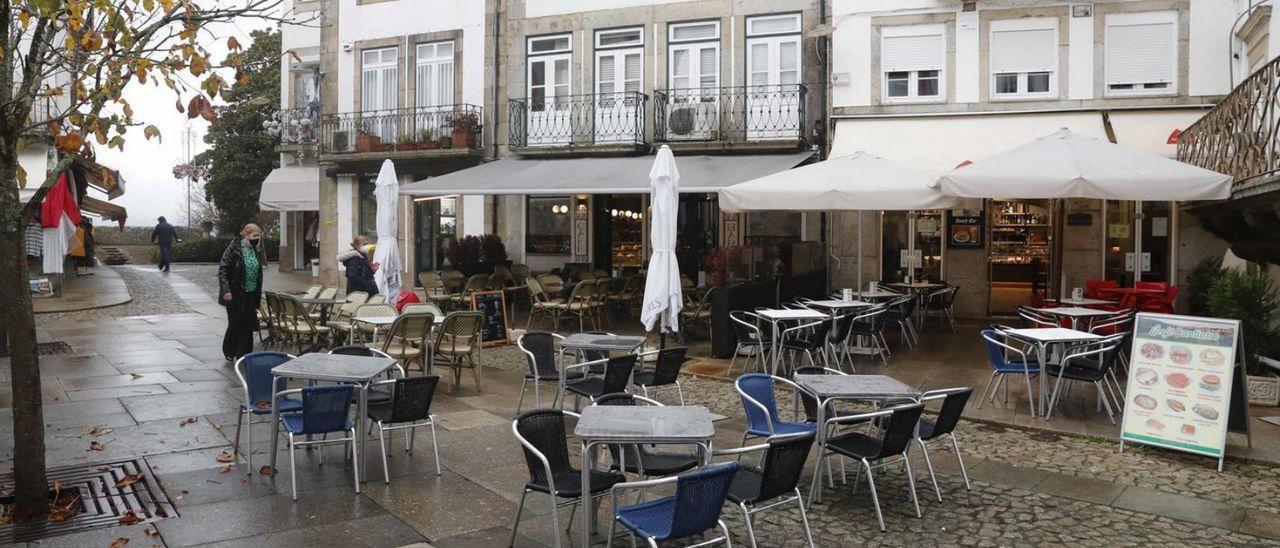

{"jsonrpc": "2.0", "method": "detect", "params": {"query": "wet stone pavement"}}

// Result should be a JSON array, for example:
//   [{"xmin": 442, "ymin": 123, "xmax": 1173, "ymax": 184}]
[{"xmin": 1, "ymin": 265, "xmax": 1278, "ymax": 546}]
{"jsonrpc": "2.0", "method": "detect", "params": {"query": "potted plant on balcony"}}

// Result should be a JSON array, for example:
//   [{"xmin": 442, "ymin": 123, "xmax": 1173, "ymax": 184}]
[
  {"xmin": 395, "ymin": 132, "xmax": 421, "ymax": 151},
  {"xmin": 418, "ymin": 128, "xmax": 438, "ymax": 149},
  {"xmin": 355, "ymin": 129, "xmax": 381, "ymax": 153},
  {"xmin": 450, "ymin": 111, "xmax": 480, "ymax": 149}
]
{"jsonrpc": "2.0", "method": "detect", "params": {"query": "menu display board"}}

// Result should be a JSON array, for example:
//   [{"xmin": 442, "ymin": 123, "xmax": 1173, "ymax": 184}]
[
  {"xmin": 947, "ymin": 211, "xmax": 984, "ymax": 249},
  {"xmin": 470, "ymin": 290, "xmax": 510, "ymax": 347},
  {"xmin": 1120, "ymin": 313, "xmax": 1239, "ymax": 466}
]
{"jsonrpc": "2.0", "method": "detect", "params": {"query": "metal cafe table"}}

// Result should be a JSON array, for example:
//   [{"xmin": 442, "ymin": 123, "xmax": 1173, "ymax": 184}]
[
  {"xmin": 1031, "ymin": 306, "xmax": 1114, "ymax": 330},
  {"xmin": 556, "ymin": 333, "xmax": 646, "ymax": 406},
  {"xmin": 268, "ymin": 352, "xmax": 398, "ymax": 489},
  {"xmin": 754, "ymin": 308, "xmax": 829, "ymax": 375},
  {"xmin": 573, "ymin": 404, "xmax": 716, "ymax": 547},
  {"xmin": 794, "ymin": 374, "xmax": 922, "ymax": 503},
  {"xmin": 1001, "ymin": 327, "xmax": 1103, "ymax": 417},
  {"xmin": 1052, "ymin": 296, "xmax": 1115, "ymax": 307}
]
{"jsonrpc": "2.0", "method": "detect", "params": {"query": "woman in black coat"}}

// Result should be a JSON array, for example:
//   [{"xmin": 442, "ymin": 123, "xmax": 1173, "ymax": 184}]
[
  {"xmin": 336, "ymin": 235, "xmax": 379, "ymax": 296},
  {"xmin": 218, "ymin": 223, "xmax": 266, "ymax": 361}
]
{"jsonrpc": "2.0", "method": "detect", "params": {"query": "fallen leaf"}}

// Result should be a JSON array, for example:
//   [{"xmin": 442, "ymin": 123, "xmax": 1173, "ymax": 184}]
[
  {"xmin": 89, "ymin": 441, "xmax": 105, "ymax": 451},
  {"xmin": 119, "ymin": 510, "xmax": 141, "ymax": 525},
  {"xmin": 214, "ymin": 451, "xmax": 234, "ymax": 463},
  {"xmin": 130, "ymin": 373, "xmax": 144, "ymax": 380},
  {"xmin": 86, "ymin": 426, "xmax": 113, "ymax": 436},
  {"xmin": 48, "ymin": 508, "xmax": 72, "ymax": 522},
  {"xmin": 254, "ymin": 400, "xmax": 271, "ymax": 410},
  {"xmin": 210, "ymin": 422, "xmax": 222, "ymax": 431},
  {"xmin": 154, "ymin": 506, "xmax": 167, "ymax": 518},
  {"xmin": 180, "ymin": 490, "xmax": 189, "ymax": 495},
  {"xmin": 178, "ymin": 416, "xmax": 197, "ymax": 427},
  {"xmin": 110, "ymin": 536, "xmax": 130, "ymax": 548},
  {"xmin": 258, "ymin": 466, "xmax": 271, "ymax": 476},
  {"xmin": 237, "ymin": 477, "xmax": 248, "ymax": 484},
  {"xmin": 114, "ymin": 473, "xmax": 144, "ymax": 489},
  {"xmin": 145, "ymin": 528, "xmax": 159, "ymax": 537},
  {"xmin": 218, "ymin": 465, "xmax": 232, "ymax": 474}
]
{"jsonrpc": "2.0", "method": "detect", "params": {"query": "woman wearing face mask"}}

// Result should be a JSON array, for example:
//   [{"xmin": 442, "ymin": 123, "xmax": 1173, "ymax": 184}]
[
  {"xmin": 218, "ymin": 223, "xmax": 266, "ymax": 361},
  {"xmin": 336, "ymin": 235, "xmax": 379, "ymax": 296}
]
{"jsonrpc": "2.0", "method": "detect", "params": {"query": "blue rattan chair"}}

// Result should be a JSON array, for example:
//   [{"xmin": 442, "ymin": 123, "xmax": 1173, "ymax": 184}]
[
  {"xmin": 276, "ymin": 384, "xmax": 358, "ymax": 501},
  {"xmin": 978, "ymin": 328, "xmax": 1041, "ymax": 416},
  {"xmin": 736, "ymin": 374, "xmax": 817, "ymax": 446},
  {"xmin": 232, "ymin": 351, "xmax": 300, "ymax": 475},
  {"xmin": 607, "ymin": 462, "xmax": 739, "ymax": 548}
]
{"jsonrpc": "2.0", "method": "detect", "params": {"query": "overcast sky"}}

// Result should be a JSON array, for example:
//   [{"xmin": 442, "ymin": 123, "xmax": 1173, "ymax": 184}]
[{"xmin": 96, "ymin": 14, "xmax": 275, "ymax": 226}]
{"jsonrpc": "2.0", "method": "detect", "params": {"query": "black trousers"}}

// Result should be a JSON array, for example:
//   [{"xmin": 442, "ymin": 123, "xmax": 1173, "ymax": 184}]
[
  {"xmin": 222, "ymin": 291, "xmax": 261, "ymax": 360},
  {"xmin": 158, "ymin": 244, "xmax": 172, "ymax": 270}
]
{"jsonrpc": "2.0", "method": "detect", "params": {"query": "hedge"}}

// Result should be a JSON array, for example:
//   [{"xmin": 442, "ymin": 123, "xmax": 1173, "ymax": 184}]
[{"xmin": 151, "ymin": 237, "xmax": 279, "ymax": 263}]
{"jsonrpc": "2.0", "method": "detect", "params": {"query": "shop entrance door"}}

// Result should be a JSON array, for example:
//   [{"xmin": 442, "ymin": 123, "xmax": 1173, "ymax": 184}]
[{"xmin": 1104, "ymin": 200, "xmax": 1173, "ymax": 285}]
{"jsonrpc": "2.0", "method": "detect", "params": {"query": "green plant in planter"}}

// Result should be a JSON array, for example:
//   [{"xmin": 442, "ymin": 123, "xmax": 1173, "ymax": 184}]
[
  {"xmin": 479, "ymin": 234, "xmax": 508, "ymax": 264},
  {"xmin": 1186, "ymin": 256, "xmax": 1225, "ymax": 317},
  {"xmin": 1207, "ymin": 264, "xmax": 1280, "ymax": 375},
  {"xmin": 445, "ymin": 235, "xmax": 483, "ymax": 266}
]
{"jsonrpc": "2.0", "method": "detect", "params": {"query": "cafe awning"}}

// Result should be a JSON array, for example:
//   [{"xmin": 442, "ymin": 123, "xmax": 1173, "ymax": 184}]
[
  {"xmin": 831, "ymin": 111, "xmax": 1109, "ymax": 176},
  {"xmin": 258, "ymin": 165, "xmax": 320, "ymax": 211},
  {"xmin": 399, "ymin": 151, "xmax": 815, "ymax": 196},
  {"xmin": 80, "ymin": 195, "xmax": 127, "ymax": 222},
  {"xmin": 73, "ymin": 155, "xmax": 126, "ymax": 199}
]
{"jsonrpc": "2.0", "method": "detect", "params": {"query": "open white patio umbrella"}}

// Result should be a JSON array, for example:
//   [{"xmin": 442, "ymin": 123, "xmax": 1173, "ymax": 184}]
[
  {"xmin": 641, "ymin": 145, "xmax": 682, "ymax": 336},
  {"xmin": 719, "ymin": 151, "xmax": 957, "ymax": 289},
  {"xmin": 372, "ymin": 159, "xmax": 403, "ymax": 299}
]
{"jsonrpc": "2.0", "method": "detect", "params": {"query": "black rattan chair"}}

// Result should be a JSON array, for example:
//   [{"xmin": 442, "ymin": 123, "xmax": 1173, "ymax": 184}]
[
  {"xmin": 812, "ymin": 402, "xmax": 925, "ymax": 531},
  {"xmin": 509, "ymin": 409, "xmax": 625, "ymax": 548},
  {"xmin": 366, "ymin": 375, "xmax": 443, "ymax": 483},
  {"xmin": 915, "ymin": 387, "xmax": 974, "ymax": 504},
  {"xmin": 632, "ymin": 346, "xmax": 687, "ymax": 404},
  {"xmin": 715, "ymin": 433, "xmax": 817, "ymax": 548},
  {"xmin": 329, "ymin": 346, "xmax": 400, "ymax": 403},
  {"xmin": 516, "ymin": 332, "xmax": 584, "ymax": 412},
  {"xmin": 563, "ymin": 354, "xmax": 636, "ymax": 411}
]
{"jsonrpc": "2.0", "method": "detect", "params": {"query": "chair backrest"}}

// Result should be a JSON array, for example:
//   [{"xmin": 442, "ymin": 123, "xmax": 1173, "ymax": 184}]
[
  {"xmin": 462, "ymin": 274, "xmax": 489, "ymax": 294},
  {"xmin": 518, "ymin": 331, "xmax": 560, "ymax": 378},
  {"xmin": 852, "ymin": 305, "xmax": 888, "ymax": 330},
  {"xmin": 525, "ymin": 277, "xmax": 548, "ymax": 303},
  {"xmin": 388, "ymin": 375, "xmax": 440, "ymax": 423},
  {"xmin": 384, "ymin": 312, "xmax": 434, "ymax": 348},
  {"xmin": 1085, "ymin": 279, "xmax": 1117, "ymax": 299},
  {"xmin": 602, "ymin": 354, "xmax": 638, "ymax": 394},
  {"xmin": 341, "ymin": 291, "xmax": 369, "ymax": 312},
  {"xmin": 419, "ymin": 271, "xmax": 445, "ymax": 293},
  {"xmin": 650, "ymin": 347, "xmax": 687, "ymax": 385},
  {"xmin": 329, "ymin": 345, "xmax": 387, "ymax": 358},
  {"xmin": 737, "ymin": 374, "xmax": 780, "ymax": 432},
  {"xmin": 921, "ymin": 387, "xmax": 972, "ymax": 440},
  {"xmin": 875, "ymin": 403, "xmax": 925, "ymax": 459},
  {"xmin": 668, "ymin": 462, "xmax": 740, "ymax": 539},
  {"xmin": 402, "ymin": 302, "xmax": 443, "ymax": 316},
  {"xmin": 1135, "ymin": 281, "xmax": 1167, "ymax": 292},
  {"xmin": 514, "ymin": 410, "xmax": 573, "ymax": 488},
  {"xmin": 236, "ymin": 351, "xmax": 293, "ymax": 407},
  {"xmin": 539, "ymin": 274, "xmax": 564, "ymax": 295},
  {"xmin": 366, "ymin": 294, "xmax": 387, "ymax": 305},
  {"xmin": 317, "ymin": 286, "xmax": 338, "ymax": 300},
  {"xmin": 729, "ymin": 310, "xmax": 764, "ymax": 342},
  {"xmin": 436, "ymin": 311, "xmax": 482, "ymax": 351},
  {"xmin": 299, "ymin": 385, "xmax": 355, "ymax": 435},
  {"xmin": 355, "ymin": 303, "xmax": 397, "ymax": 320},
  {"xmin": 441, "ymin": 270, "xmax": 465, "ymax": 292},
  {"xmin": 755, "ymin": 433, "xmax": 816, "ymax": 503},
  {"xmin": 302, "ymin": 285, "xmax": 322, "ymax": 299},
  {"xmin": 511, "ymin": 263, "xmax": 532, "ymax": 282}
]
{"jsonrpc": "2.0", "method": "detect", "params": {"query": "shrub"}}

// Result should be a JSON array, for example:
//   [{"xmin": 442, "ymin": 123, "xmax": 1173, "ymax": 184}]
[
  {"xmin": 480, "ymin": 234, "xmax": 508, "ymax": 264},
  {"xmin": 1185, "ymin": 256, "xmax": 1224, "ymax": 317},
  {"xmin": 152, "ymin": 237, "xmax": 279, "ymax": 263},
  {"xmin": 445, "ymin": 235, "xmax": 482, "ymax": 266},
  {"xmin": 1207, "ymin": 264, "xmax": 1279, "ymax": 375}
]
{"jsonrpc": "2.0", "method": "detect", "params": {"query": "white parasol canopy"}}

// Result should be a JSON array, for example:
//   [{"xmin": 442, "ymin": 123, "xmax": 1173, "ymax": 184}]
[
  {"xmin": 718, "ymin": 151, "xmax": 956, "ymax": 212},
  {"xmin": 938, "ymin": 128, "xmax": 1232, "ymax": 200},
  {"xmin": 640, "ymin": 145, "xmax": 682, "ymax": 333},
  {"xmin": 372, "ymin": 159, "xmax": 403, "ymax": 298}
]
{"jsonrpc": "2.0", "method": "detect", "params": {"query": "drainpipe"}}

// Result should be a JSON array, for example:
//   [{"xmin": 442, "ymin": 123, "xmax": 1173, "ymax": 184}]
[{"xmin": 490, "ymin": 0, "xmax": 503, "ymax": 235}]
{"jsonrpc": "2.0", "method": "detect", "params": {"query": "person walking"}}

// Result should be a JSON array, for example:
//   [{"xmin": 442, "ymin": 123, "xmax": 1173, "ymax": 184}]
[
  {"xmin": 151, "ymin": 216, "xmax": 180, "ymax": 272},
  {"xmin": 336, "ymin": 235, "xmax": 379, "ymax": 296},
  {"xmin": 218, "ymin": 223, "xmax": 266, "ymax": 362}
]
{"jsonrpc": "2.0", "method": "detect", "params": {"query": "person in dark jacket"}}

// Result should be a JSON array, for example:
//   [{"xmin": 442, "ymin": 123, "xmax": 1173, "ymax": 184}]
[
  {"xmin": 151, "ymin": 216, "xmax": 180, "ymax": 272},
  {"xmin": 336, "ymin": 235, "xmax": 379, "ymax": 295},
  {"xmin": 218, "ymin": 223, "xmax": 266, "ymax": 361}
]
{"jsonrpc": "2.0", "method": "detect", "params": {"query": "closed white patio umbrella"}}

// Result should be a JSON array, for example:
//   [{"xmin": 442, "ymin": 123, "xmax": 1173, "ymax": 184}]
[
  {"xmin": 641, "ymin": 145, "xmax": 682, "ymax": 336},
  {"xmin": 372, "ymin": 159, "xmax": 403, "ymax": 299},
  {"xmin": 938, "ymin": 128, "xmax": 1232, "ymax": 200},
  {"xmin": 719, "ymin": 151, "xmax": 957, "ymax": 289}
]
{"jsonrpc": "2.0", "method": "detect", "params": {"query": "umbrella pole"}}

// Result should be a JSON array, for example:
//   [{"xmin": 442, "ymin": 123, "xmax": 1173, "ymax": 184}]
[{"xmin": 857, "ymin": 211, "xmax": 864, "ymax": 291}]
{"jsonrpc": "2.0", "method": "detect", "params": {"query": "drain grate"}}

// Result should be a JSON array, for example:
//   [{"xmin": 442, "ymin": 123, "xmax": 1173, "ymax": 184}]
[
  {"xmin": 0, "ymin": 458, "xmax": 176, "ymax": 543},
  {"xmin": 36, "ymin": 342, "xmax": 73, "ymax": 355}
]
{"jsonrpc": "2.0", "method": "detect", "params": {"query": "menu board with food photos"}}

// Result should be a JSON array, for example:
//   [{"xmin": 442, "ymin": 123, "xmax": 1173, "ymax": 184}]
[
  {"xmin": 947, "ymin": 211, "xmax": 983, "ymax": 249},
  {"xmin": 1120, "ymin": 313, "xmax": 1240, "ymax": 468}
]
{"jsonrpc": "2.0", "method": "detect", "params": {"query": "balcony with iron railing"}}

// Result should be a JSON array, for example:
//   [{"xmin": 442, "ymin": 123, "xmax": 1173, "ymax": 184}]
[
  {"xmin": 507, "ymin": 91, "xmax": 647, "ymax": 154},
  {"xmin": 276, "ymin": 107, "xmax": 320, "ymax": 148},
  {"xmin": 1177, "ymin": 56, "xmax": 1280, "ymax": 195},
  {"xmin": 654, "ymin": 84, "xmax": 807, "ymax": 151},
  {"xmin": 320, "ymin": 104, "xmax": 483, "ymax": 158}
]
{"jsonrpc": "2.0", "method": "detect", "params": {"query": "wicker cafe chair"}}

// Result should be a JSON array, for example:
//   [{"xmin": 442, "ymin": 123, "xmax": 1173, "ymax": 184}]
[
  {"xmin": 307, "ymin": 286, "xmax": 339, "ymax": 320},
  {"xmin": 608, "ymin": 462, "xmax": 739, "ymax": 548},
  {"xmin": 561, "ymin": 281, "xmax": 596, "ymax": 332},
  {"xmin": 279, "ymin": 294, "xmax": 331, "ymax": 353},
  {"xmin": 402, "ymin": 302, "xmax": 444, "ymax": 317},
  {"xmin": 714, "ymin": 433, "xmax": 818, "ymax": 548},
  {"xmin": 608, "ymin": 275, "xmax": 644, "ymax": 316},
  {"xmin": 351, "ymin": 303, "xmax": 397, "ymax": 344},
  {"xmin": 509, "ymin": 409, "xmax": 625, "ymax": 548},
  {"xmin": 440, "ymin": 269, "xmax": 466, "ymax": 295},
  {"xmin": 538, "ymin": 273, "xmax": 565, "ymax": 298},
  {"xmin": 263, "ymin": 292, "xmax": 286, "ymax": 348},
  {"xmin": 366, "ymin": 375, "xmax": 444, "ymax": 482},
  {"xmin": 450, "ymin": 274, "xmax": 490, "ymax": 308},
  {"xmin": 366, "ymin": 294, "xmax": 387, "ymax": 305},
  {"xmin": 326, "ymin": 291, "xmax": 369, "ymax": 346},
  {"xmin": 276, "ymin": 384, "xmax": 359, "ymax": 501},
  {"xmin": 256, "ymin": 294, "xmax": 273, "ymax": 344},
  {"xmin": 301, "ymin": 284, "xmax": 322, "ymax": 300},
  {"xmin": 526, "ymin": 277, "xmax": 566, "ymax": 330},
  {"xmin": 680, "ymin": 286, "xmax": 716, "ymax": 337},
  {"xmin": 381, "ymin": 312, "xmax": 435, "ymax": 373},
  {"xmin": 418, "ymin": 271, "xmax": 448, "ymax": 301},
  {"xmin": 432, "ymin": 311, "xmax": 483, "ymax": 393},
  {"xmin": 589, "ymin": 278, "xmax": 612, "ymax": 328}
]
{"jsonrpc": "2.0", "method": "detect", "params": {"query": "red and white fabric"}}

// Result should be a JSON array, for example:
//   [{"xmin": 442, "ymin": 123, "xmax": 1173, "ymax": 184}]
[{"xmin": 40, "ymin": 172, "xmax": 82, "ymax": 274}]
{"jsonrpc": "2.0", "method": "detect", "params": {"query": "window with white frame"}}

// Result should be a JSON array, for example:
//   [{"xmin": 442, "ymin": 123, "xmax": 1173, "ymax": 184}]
[
  {"xmin": 1105, "ymin": 11, "xmax": 1177, "ymax": 96},
  {"xmin": 881, "ymin": 25, "xmax": 945, "ymax": 102},
  {"xmin": 415, "ymin": 41, "xmax": 454, "ymax": 109},
  {"xmin": 595, "ymin": 27, "xmax": 643, "ymax": 97},
  {"xmin": 746, "ymin": 14, "xmax": 801, "ymax": 87},
  {"xmin": 361, "ymin": 47, "xmax": 398, "ymax": 140},
  {"xmin": 668, "ymin": 21, "xmax": 720, "ymax": 93},
  {"xmin": 990, "ymin": 18, "xmax": 1057, "ymax": 99}
]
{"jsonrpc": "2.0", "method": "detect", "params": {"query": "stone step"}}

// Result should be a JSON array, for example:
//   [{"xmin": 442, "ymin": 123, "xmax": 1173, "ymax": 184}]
[{"xmin": 98, "ymin": 245, "xmax": 132, "ymax": 265}]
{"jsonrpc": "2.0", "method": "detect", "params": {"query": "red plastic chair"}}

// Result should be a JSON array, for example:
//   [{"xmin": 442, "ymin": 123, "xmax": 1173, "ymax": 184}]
[
  {"xmin": 1135, "ymin": 281, "xmax": 1167, "ymax": 292},
  {"xmin": 1085, "ymin": 279, "xmax": 1118, "ymax": 300}
]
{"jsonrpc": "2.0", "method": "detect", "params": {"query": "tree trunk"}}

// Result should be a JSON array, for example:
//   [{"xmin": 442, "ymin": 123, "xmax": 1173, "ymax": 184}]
[{"xmin": 0, "ymin": 140, "xmax": 49, "ymax": 517}]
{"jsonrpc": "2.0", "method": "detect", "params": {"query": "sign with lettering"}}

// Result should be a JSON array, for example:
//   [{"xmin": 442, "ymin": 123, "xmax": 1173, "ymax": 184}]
[
  {"xmin": 947, "ymin": 211, "xmax": 983, "ymax": 249},
  {"xmin": 470, "ymin": 290, "xmax": 510, "ymax": 346},
  {"xmin": 1120, "ymin": 313, "xmax": 1241, "ymax": 469}
]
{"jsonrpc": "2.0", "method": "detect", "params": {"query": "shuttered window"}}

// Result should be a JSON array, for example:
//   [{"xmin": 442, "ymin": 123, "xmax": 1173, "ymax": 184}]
[
  {"xmin": 881, "ymin": 25, "xmax": 945, "ymax": 101},
  {"xmin": 1105, "ymin": 11, "xmax": 1177, "ymax": 95},
  {"xmin": 990, "ymin": 19, "xmax": 1057, "ymax": 98}
]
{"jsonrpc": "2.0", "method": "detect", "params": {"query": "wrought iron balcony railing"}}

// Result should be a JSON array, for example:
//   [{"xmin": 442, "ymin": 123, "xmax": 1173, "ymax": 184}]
[
  {"xmin": 654, "ymin": 84, "xmax": 806, "ymax": 143},
  {"xmin": 320, "ymin": 104, "xmax": 483, "ymax": 155},
  {"xmin": 1177, "ymin": 56, "xmax": 1280, "ymax": 190},
  {"xmin": 278, "ymin": 107, "xmax": 320, "ymax": 146},
  {"xmin": 508, "ymin": 91, "xmax": 646, "ymax": 148}
]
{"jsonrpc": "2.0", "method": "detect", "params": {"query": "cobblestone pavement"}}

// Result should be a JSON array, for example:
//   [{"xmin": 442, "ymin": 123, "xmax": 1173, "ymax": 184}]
[{"xmin": 34, "ymin": 266, "xmax": 193, "ymax": 323}]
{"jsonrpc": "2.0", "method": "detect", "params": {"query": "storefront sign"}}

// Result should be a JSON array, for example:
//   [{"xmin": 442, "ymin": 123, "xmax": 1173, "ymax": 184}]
[
  {"xmin": 946, "ymin": 211, "xmax": 983, "ymax": 249},
  {"xmin": 1120, "ymin": 313, "xmax": 1240, "ymax": 469}
]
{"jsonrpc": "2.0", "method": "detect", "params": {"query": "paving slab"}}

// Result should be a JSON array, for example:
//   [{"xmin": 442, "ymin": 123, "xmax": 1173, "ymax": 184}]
[
  {"xmin": 1113, "ymin": 485, "xmax": 1247, "ymax": 531},
  {"xmin": 435, "ymin": 409, "xmax": 510, "ymax": 431},
  {"xmin": 146, "ymin": 446, "xmax": 244, "ymax": 476},
  {"xmin": 1032, "ymin": 472, "xmax": 1127, "ymax": 506},
  {"xmin": 1239, "ymin": 509, "xmax": 1280, "ymax": 541},
  {"xmin": 122, "ymin": 390, "xmax": 240, "ymax": 422},
  {"xmin": 967, "ymin": 459, "xmax": 1051, "ymax": 490},
  {"xmin": 162, "ymin": 379, "xmax": 238, "ymax": 393},
  {"xmin": 362, "ymin": 470, "xmax": 515, "ymax": 541},
  {"xmin": 172, "ymin": 368, "xmax": 239, "ymax": 382},
  {"xmin": 35, "ymin": 354, "xmax": 122, "ymax": 378},
  {"xmin": 63, "ymin": 383, "xmax": 170, "ymax": 401},
  {"xmin": 153, "ymin": 486, "xmax": 387, "ymax": 546},
  {"xmin": 58, "ymin": 371, "xmax": 179, "ymax": 391},
  {"xmin": 195, "ymin": 513, "xmax": 427, "ymax": 548},
  {"xmin": 154, "ymin": 465, "xmax": 284, "ymax": 508}
]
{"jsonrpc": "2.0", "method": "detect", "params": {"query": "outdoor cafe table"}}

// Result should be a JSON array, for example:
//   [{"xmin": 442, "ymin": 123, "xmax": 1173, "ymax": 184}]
[
  {"xmin": 1032, "ymin": 306, "xmax": 1114, "ymax": 330},
  {"xmin": 794, "ymin": 374, "xmax": 922, "ymax": 504},
  {"xmin": 268, "ymin": 352, "xmax": 398, "ymax": 489},
  {"xmin": 1001, "ymin": 327, "xmax": 1103, "ymax": 417},
  {"xmin": 755, "ymin": 308, "xmax": 829, "ymax": 375},
  {"xmin": 556, "ymin": 333, "xmax": 646, "ymax": 406},
  {"xmin": 298, "ymin": 297, "xmax": 345, "ymax": 325},
  {"xmin": 574, "ymin": 404, "xmax": 715, "ymax": 547},
  {"xmin": 849, "ymin": 289, "xmax": 903, "ymax": 301},
  {"xmin": 805, "ymin": 299, "xmax": 874, "ymax": 310},
  {"xmin": 1052, "ymin": 296, "xmax": 1115, "ymax": 307}
]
